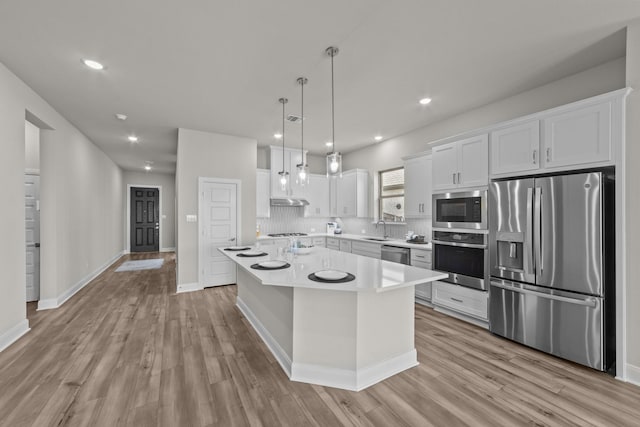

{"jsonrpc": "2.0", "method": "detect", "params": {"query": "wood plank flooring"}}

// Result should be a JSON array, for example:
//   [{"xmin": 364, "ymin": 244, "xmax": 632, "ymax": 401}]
[{"xmin": 1, "ymin": 252, "xmax": 639, "ymax": 426}]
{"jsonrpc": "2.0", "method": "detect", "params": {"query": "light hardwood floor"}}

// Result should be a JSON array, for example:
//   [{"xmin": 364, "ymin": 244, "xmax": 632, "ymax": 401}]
[{"xmin": 1, "ymin": 252, "xmax": 639, "ymax": 426}]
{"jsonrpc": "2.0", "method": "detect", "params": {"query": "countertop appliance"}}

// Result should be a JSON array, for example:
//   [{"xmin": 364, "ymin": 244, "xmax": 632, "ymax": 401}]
[
  {"xmin": 381, "ymin": 245, "xmax": 411, "ymax": 265},
  {"xmin": 432, "ymin": 230, "xmax": 488, "ymax": 290},
  {"xmin": 488, "ymin": 170, "xmax": 615, "ymax": 373},
  {"xmin": 326, "ymin": 222, "xmax": 338, "ymax": 234},
  {"xmin": 432, "ymin": 190, "xmax": 487, "ymax": 230}
]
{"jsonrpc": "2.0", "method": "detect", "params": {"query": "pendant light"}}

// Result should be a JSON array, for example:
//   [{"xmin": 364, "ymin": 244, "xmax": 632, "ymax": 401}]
[
  {"xmin": 278, "ymin": 97, "xmax": 289, "ymax": 191},
  {"xmin": 295, "ymin": 77, "xmax": 310, "ymax": 186},
  {"xmin": 326, "ymin": 46, "xmax": 342, "ymax": 178}
]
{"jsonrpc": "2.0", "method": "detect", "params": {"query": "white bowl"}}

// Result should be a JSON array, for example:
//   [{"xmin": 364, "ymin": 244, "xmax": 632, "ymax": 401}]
[{"xmin": 293, "ymin": 246, "xmax": 313, "ymax": 255}]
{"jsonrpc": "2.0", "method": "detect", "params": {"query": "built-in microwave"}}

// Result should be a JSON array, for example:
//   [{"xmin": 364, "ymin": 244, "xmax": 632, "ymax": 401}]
[{"xmin": 432, "ymin": 190, "xmax": 487, "ymax": 230}]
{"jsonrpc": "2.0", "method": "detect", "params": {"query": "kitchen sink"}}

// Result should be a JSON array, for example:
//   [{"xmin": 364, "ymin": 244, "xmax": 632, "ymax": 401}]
[{"xmin": 363, "ymin": 237, "xmax": 389, "ymax": 241}]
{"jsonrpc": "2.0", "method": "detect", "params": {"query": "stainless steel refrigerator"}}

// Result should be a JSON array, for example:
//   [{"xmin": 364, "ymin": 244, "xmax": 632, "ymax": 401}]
[{"xmin": 489, "ymin": 170, "xmax": 615, "ymax": 373}]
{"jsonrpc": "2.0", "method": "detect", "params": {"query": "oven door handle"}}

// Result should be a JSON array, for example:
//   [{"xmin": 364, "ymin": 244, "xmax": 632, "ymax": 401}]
[{"xmin": 432, "ymin": 240, "xmax": 486, "ymax": 249}]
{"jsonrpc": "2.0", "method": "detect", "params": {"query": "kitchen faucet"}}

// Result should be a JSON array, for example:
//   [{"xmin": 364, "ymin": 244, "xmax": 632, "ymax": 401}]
[{"xmin": 375, "ymin": 219, "xmax": 389, "ymax": 239}]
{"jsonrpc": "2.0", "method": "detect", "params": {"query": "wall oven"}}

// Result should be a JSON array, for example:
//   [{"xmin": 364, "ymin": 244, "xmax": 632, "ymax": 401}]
[
  {"xmin": 432, "ymin": 190, "xmax": 487, "ymax": 230},
  {"xmin": 432, "ymin": 230, "xmax": 488, "ymax": 291}
]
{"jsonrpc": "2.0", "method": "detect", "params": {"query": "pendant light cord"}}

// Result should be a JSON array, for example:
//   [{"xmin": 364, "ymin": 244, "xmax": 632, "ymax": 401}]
[
  {"xmin": 301, "ymin": 79, "xmax": 304, "ymax": 157},
  {"xmin": 331, "ymin": 51, "xmax": 335, "ymax": 154},
  {"xmin": 281, "ymin": 99, "xmax": 285, "ymax": 170}
]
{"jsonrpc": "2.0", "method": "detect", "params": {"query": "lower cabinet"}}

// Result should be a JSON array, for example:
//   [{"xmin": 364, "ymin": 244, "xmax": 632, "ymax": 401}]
[
  {"xmin": 351, "ymin": 241, "xmax": 381, "ymax": 259},
  {"xmin": 410, "ymin": 248, "xmax": 432, "ymax": 304},
  {"xmin": 339, "ymin": 240, "xmax": 352, "ymax": 253},
  {"xmin": 432, "ymin": 281, "xmax": 488, "ymax": 325},
  {"xmin": 326, "ymin": 237, "xmax": 340, "ymax": 251},
  {"xmin": 312, "ymin": 237, "xmax": 326, "ymax": 248}
]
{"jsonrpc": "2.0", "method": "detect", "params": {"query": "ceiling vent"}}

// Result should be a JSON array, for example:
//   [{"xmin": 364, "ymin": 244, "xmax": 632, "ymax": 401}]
[{"xmin": 286, "ymin": 114, "xmax": 304, "ymax": 123}]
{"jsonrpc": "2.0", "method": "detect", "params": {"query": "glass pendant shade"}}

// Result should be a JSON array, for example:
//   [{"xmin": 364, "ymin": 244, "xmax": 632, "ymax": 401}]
[
  {"xmin": 279, "ymin": 171, "xmax": 289, "ymax": 191},
  {"xmin": 326, "ymin": 151, "xmax": 342, "ymax": 177},
  {"xmin": 296, "ymin": 162, "xmax": 309, "ymax": 186}
]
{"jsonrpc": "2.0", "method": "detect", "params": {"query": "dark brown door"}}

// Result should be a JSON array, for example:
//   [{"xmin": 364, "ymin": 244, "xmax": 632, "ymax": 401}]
[{"xmin": 130, "ymin": 187, "xmax": 159, "ymax": 252}]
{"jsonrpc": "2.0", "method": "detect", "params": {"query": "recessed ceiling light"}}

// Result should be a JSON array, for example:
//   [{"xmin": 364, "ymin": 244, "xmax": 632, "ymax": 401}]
[
  {"xmin": 419, "ymin": 97, "xmax": 432, "ymax": 105},
  {"xmin": 115, "ymin": 113, "xmax": 127, "ymax": 121},
  {"xmin": 128, "ymin": 135, "xmax": 138, "ymax": 143},
  {"xmin": 374, "ymin": 135, "xmax": 383, "ymax": 142},
  {"xmin": 274, "ymin": 133, "xmax": 282, "ymax": 139},
  {"xmin": 144, "ymin": 164, "xmax": 152, "ymax": 171},
  {"xmin": 82, "ymin": 59, "xmax": 104, "ymax": 70},
  {"xmin": 325, "ymin": 141, "xmax": 333, "ymax": 147}
]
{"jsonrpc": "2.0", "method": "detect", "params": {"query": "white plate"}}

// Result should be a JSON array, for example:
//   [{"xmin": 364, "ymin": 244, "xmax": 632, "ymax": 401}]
[
  {"xmin": 258, "ymin": 260, "xmax": 288, "ymax": 268},
  {"xmin": 242, "ymin": 250, "xmax": 265, "ymax": 256},
  {"xmin": 228, "ymin": 246, "xmax": 249, "ymax": 250},
  {"xmin": 314, "ymin": 270, "xmax": 348, "ymax": 280}
]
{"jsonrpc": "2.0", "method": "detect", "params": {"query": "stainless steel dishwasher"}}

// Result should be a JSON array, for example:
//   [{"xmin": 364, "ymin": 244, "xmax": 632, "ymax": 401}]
[{"xmin": 381, "ymin": 245, "xmax": 411, "ymax": 265}]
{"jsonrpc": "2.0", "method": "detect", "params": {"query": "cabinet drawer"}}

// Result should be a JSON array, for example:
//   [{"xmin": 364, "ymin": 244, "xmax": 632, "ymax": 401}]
[
  {"xmin": 326, "ymin": 237, "xmax": 340, "ymax": 250},
  {"xmin": 312, "ymin": 237, "xmax": 326, "ymax": 247},
  {"xmin": 432, "ymin": 281, "xmax": 488, "ymax": 320},
  {"xmin": 339, "ymin": 240, "xmax": 352, "ymax": 253},
  {"xmin": 411, "ymin": 260, "xmax": 431, "ymax": 270},
  {"xmin": 415, "ymin": 283, "xmax": 432, "ymax": 301},
  {"xmin": 410, "ymin": 249, "xmax": 431, "ymax": 264}
]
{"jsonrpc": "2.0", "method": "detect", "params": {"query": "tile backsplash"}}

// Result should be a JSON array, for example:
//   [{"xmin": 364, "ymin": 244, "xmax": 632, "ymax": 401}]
[{"xmin": 257, "ymin": 207, "xmax": 431, "ymax": 240}]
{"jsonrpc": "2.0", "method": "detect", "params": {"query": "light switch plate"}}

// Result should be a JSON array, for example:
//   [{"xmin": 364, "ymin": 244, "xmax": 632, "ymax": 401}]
[{"xmin": 186, "ymin": 214, "xmax": 197, "ymax": 222}]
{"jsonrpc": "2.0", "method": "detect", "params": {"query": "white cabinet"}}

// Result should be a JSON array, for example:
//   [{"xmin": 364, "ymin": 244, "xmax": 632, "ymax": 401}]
[
  {"xmin": 542, "ymin": 101, "xmax": 612, "ymax": 169},
  {"xmin": 432, "ymin": 281, "xmax": 488, "ymax": 322},
  {"xmin": 351, "ymin": 241, "xmax": 381, "ymax": 259},
  {"xmin": 335, "ymin": 169, "xmax": 369, "ymax": 218},
  {"xmin": 490, "ymin": 120, "xmax": 540, "ymax": 176},
  {"xmin": 269, "ymin": 146, "xmax": 308, "ymax": 198},
  {"xmin": 339, "ymin": 239, "xmax": 352, "ymax": 253},
  {"xmin": 256, "ymin": 169, "xmax": 271, "ymax": 218},
  {"xmin": 432, "ymin": 135, "xmax": 488, "ymax": 192},
  {"xmin": 312, "ymin": 237, "xmax": 326, "ymax": 248},
  {"xmin": 305, "ymin": 174, "xmax": 331, "ymax": 217},
  {"xmin": 410, "ymin": 248, "xmax": 432, "ymax": 303},
  {"xmin": 403, "ymin": 154, "xmax": 432, "ymax": 218},
  {"xmin": 326, "ymin": 237, "xmax": 340, "ymax": 251}
]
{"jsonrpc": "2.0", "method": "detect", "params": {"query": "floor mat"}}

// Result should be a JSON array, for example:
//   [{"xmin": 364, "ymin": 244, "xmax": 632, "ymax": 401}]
[{"xmin": 115, "ymin": 259, "xmax": 164, "ymax": 272}]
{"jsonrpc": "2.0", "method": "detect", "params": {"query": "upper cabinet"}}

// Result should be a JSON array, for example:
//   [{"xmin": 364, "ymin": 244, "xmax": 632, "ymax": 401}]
[
  {"xmin": 403, "ymin": 153, "xmax": 432, "ymax": 218},
  {"xmin": 305, "ymin": 174, "xmax": 331, "ymax": 217},
  {"xmin": 256, "ymin": 168, "xmax": 270, "ymax": 218},
  {"xmin": 335, "ymin": 169, "xmax": 369, "ymax": 218},
  {"xmin": 269, "ymin": 146, "xmax": 308, "ymax": 198},
  {"xmin": 490, "ymin": 120, "xmax": 540, "ymax": 176},
  {"xmin": 432, "ymin": 134, "xmax": 488, "ymax": 192},
  {"xmin": 542, "ymin": 101, "xmax": 612, "ymax": 169}
]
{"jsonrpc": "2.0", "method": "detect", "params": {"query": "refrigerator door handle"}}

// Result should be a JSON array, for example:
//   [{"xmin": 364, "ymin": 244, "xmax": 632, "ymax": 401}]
[
  {"xmin": 526, "ymin": 187, "xmax": 534, "ymax": 275},
  {"xmin": 534, "ymin": 187, "xmax": 542, "ymax": 277},
  {"xmin": 491, "ymin": 281, "xmax": 597, "ymax": 308}
]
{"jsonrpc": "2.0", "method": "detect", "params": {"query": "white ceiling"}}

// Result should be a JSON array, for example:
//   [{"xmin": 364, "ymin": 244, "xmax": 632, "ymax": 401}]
[{"xmin": 1, "ymin": 0, "xmax": 639, "ymax": 174}]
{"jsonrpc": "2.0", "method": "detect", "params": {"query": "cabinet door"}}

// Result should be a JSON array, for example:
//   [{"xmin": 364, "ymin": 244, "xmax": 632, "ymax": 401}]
[
  {"xmin": 457, "ymin": 134, "xmax": 488, "ymax": 189},
  {"xmin": 256, "ymin": 169, "xmax": 270, "ymax": 218},
  {"xmin": 329, "ymin": 177, "xmax": 338, "ymax": 217},
  {"xmin": 289, "ymin": 150, "xmax": 308, "ymax": 198},
  {"xmin": 337, "ymin": 173, "xmax": 357, "ymax": 217},
  {"xmin": 490, "ymin": 121, "xmax": 540, "ymax": 176},
  {"xmin": 543, "ymin": 101, "xmax": 612, "ymax": 169},
  {"xmin": 404, "ymin": 155, "xmax": 432, "ymax": 218},
  {"xmin": 305, "ymin": 174, "xmax": 330, "ymax": 217},
  {"xmin": 431, "ymin": 143, "xmax": 458, "ymax": 191},
  {"xmin": 339, "ymin": 240, "xmax": 352, "ymax": 253}
]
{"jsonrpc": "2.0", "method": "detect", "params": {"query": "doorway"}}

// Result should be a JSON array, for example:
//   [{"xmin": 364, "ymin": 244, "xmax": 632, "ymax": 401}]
[
  {"xmin": 130, "ymin": 187, "xmax": 160, "ymax": 252},
  {"xmin": 25, "ymin": 175, "xmax": 40, "ymax": 302},
  {"xmin": 198, "ymin": 178, "xmax": 241, "ymax": 287}
]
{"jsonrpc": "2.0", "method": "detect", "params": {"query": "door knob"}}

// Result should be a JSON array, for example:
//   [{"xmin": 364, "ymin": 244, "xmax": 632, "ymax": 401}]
[{"xmin": 229, "ymin": 237, "xmax": 236, "ymax": 242}]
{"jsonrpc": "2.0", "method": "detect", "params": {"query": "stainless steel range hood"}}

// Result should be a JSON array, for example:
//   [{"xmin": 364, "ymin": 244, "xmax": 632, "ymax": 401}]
[{"xmin": 270, "ymin": 198, "xmax": 310, "ymax": 207}]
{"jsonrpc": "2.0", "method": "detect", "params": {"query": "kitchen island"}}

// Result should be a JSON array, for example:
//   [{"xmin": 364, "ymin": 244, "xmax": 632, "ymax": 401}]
[{"xmin": 220, "ymin": 246, "xmax": 447, "ymax": 391}]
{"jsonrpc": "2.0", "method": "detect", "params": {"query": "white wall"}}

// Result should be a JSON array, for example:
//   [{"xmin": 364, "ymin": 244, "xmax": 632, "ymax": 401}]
[
  {"xmin": 24, "ymin": 121, "xmax": 40, "ymax": 172},
  {"xmin": 625, "ymin": 21, "xmax": 640, "ymax": 381},
  {"xmin": 122, "ymin": 171, "xmax": 176, "ymax": 251},
  {"xmin": 0, "ymin": 61, "xmax": 124, "ymax": 343},
  {"xmin": 257, "ymin": 146, "xmax": 325, "ymax": 174},
  {"xmin": 176, "ymin": 128, "xmax": 257, "ymax": 288}
]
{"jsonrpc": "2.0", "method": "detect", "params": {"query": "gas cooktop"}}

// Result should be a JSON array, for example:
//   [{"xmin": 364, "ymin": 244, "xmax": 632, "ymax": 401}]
[{"xmin": 267, "ymin": 232, "xmax": 308, "ymax": 237}]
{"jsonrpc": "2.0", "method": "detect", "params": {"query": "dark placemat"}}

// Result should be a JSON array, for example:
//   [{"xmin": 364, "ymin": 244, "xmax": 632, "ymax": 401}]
[
  {"xmin": 251, "ymin": 262, "xmax": 291, "ymax": 271},
  {"xmin": 224, "ymin": 247, "xmax": 251, "ymax": 251},
  {"xmin": 308, "ymin": 272, "xmax": 355, "ymax": 283},
  {"xmin": 237, "ymin": 252, "xmax": 268, "ymax": 257}
]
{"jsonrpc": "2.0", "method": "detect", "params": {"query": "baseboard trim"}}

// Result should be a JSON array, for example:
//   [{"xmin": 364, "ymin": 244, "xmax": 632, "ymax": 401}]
[
  {"xmin": 291, "ymin": 350, "xmax": 418, "ymax": 392},
  {"xmin": 161, "ymin": 247, "xmax": 176, "ymax": 252},
  {"xmin": 38, "ymin": 250, "xmax": 125, "ymax": 311},
  {"xmin": 625, "ymin": 363, "xmax": 640, "ymax": 386},
  {"xmin": 176, "ymin": 282, "xmax": 203, "ymax": 294},
  {"xmin": 0, "ymin": 319, "xmax": 30, "ymax": 353},
  {"xmin": 236, "ymin": 296, "xmax": 292, "ymax": 377}
]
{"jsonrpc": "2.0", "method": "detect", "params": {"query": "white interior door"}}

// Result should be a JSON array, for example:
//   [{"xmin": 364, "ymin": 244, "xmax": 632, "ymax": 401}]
[
  {"xmin": 199, "ymin": 180, "xmax": 238, "ymax": 287},
  {"xmin": 25, "ymin": 174, "xmax": 40, "ymax": 302}
]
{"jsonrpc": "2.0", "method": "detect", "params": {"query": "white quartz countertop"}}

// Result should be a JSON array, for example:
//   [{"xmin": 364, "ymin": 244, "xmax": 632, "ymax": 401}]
[
  {"xmin": 257, "ymin": 233, "xmax": 433, "ymax": 251},
  {"xmin": 220, "ymin": 246, "xmax": 446, "ymax": 293}
]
